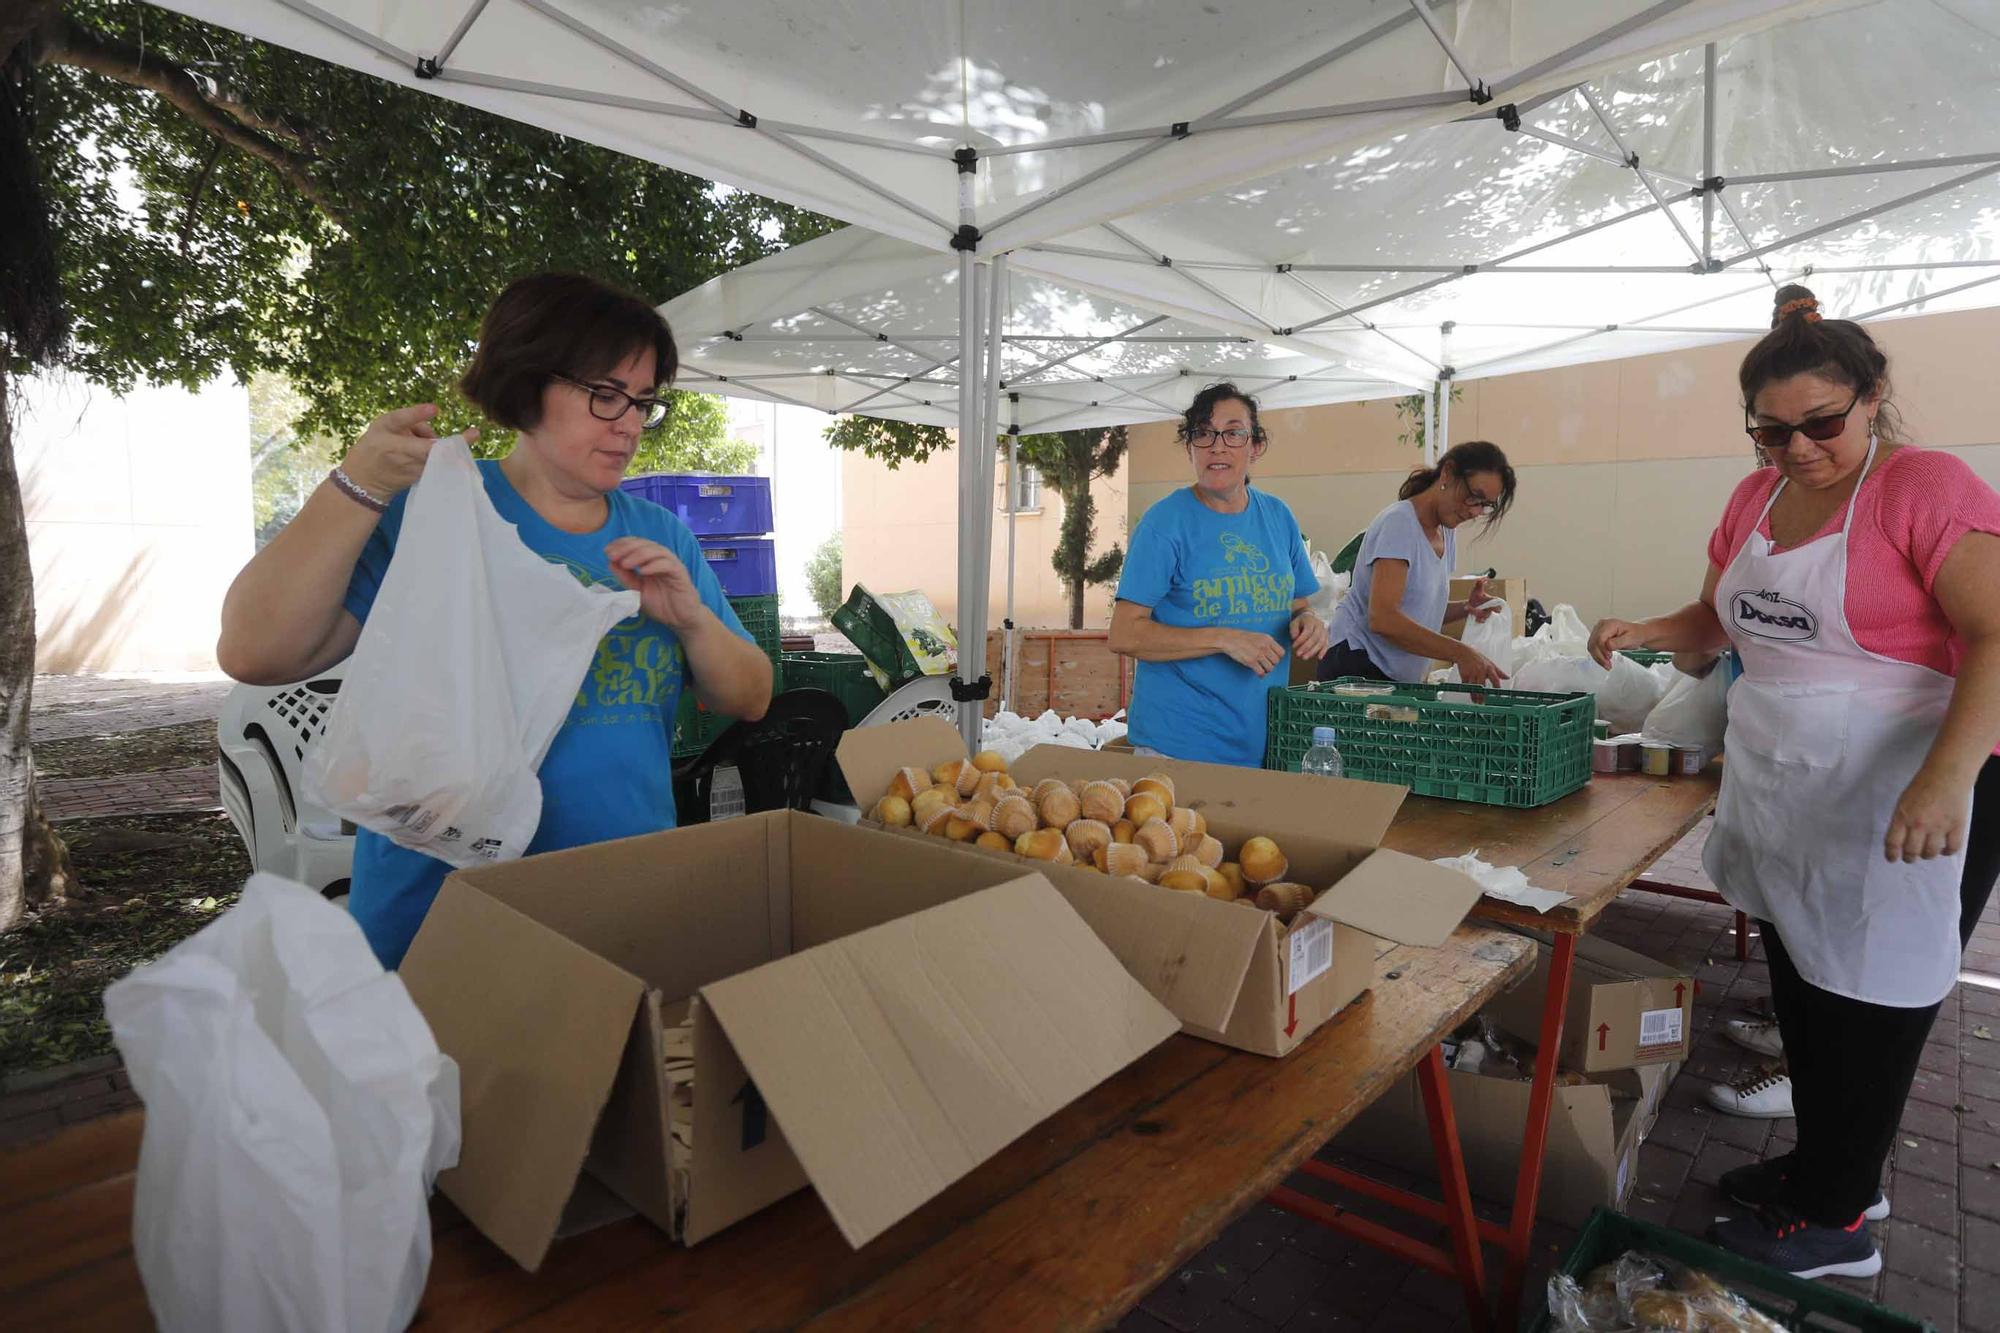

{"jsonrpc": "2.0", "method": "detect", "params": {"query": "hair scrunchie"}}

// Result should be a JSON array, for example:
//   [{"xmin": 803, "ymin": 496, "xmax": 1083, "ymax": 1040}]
[{"xmin": 1777, "ymin": 296, "xmax": 1822, "ymax": 323}]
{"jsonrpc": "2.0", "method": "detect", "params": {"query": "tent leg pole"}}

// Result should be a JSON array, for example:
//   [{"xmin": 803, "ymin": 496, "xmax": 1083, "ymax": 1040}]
[{"xmin": 955, "ymin": 240, "xmax": 984, "ymax": 752}]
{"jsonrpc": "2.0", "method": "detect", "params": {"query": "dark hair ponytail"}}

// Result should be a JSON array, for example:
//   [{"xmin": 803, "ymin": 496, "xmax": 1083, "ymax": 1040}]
[
  {"xmin": 1400, "ymin": 440, "xmax": 1517, "ymax": 524},
  {"xmin": 1738, "ymin": 283, "xmax": 1902, "ymax": 442}
]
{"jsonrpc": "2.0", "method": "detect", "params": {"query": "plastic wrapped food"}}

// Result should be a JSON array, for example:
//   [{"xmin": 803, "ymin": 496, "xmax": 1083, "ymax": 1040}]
[{"xmin": 1547, "ymin": 1250, "xmax": 1788, "ymax": 1333}]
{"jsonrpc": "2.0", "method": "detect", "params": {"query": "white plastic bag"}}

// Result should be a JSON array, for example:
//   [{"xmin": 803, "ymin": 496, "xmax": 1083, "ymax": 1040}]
[
  {"xmin": 1513, "ymin": 653, "xmax": 1608, "ymax": 696},
  {"xmin": 306, "ymin": 437, "xmax": 639, "ymax": 867},
  {"xmin": 105, "ymin": 875, "xmax": 460, "ymax": 1333},
  {"xmin": 1642, "ymin": 665, "xmax": 1731, "ymax": 752},
  {"xmin": 1595, "ymin": 653, "xmax": 1670, "ymax": 734},
  {"xmin": 1440, "ymin": 599, "xmax": 1516, "ymax": 684}
]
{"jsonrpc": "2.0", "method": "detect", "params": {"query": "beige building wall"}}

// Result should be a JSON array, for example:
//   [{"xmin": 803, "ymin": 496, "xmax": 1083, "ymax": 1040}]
[
  {"xmin": 1126, "ymin": 306, "xmax": 2000, "ymax": 624},
  {"xmin": 20, "ymin": 373, "xmax": 254, "ymax": 674},
  {"xmin": 841, "ymin": 440, "xmax": 1128, "ymax": 629}
]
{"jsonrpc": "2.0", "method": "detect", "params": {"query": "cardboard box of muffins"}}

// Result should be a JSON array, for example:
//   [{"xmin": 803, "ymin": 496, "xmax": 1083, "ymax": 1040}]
[{"xmin": 837, "ymin": 717, "xmax": 1487, "ymax": 1057}]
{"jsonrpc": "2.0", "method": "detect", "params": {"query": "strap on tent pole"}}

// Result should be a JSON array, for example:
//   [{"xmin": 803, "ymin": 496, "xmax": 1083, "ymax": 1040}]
[{"xmin": 1425, "ymin": 377, "xmax": 1439, "ymax": 470}]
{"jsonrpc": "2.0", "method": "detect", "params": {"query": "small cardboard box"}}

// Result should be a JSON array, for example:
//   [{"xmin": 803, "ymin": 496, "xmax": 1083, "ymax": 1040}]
[
  {"xmin": 837, "ymin": 717, "xmax": 1485, "ymax": 1057},
  {"xmin": 1484, "ymin": 933, "xmax": 1695, "ymax": 1073},
  {"xmin": 1335, "ymin": 1061, "xmax": 1668, "ymax": 1227},
  {"xmin": 398, "ymin": 811, "xmax": 1179, "ymax": 1270}
]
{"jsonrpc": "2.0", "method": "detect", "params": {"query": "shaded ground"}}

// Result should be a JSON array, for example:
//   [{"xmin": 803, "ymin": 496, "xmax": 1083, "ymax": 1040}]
[
  {"xmin": 32, "ymin": 721, "xmax": 216, "ymax": 781},
  {"xmin": 0, "ymin": 811, "xmax": 248, "ymax": 1074}
]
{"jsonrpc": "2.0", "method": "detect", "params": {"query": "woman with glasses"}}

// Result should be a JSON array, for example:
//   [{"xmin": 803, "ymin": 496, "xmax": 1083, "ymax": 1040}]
[
  {"xmin": 218, "ymin": 272, "xmax": 772, "ymax": 967},
  {"xmin": 1109, "ymin": 383, "xmax": 1326, "ymax": 766},
  {"xmin": 1587, "ymin": 284, "xmax": 2000, "ymax": 1280},
  {"xmin": 1316, "ymin": 440, "xmax": 1518, "ymax": 687}
]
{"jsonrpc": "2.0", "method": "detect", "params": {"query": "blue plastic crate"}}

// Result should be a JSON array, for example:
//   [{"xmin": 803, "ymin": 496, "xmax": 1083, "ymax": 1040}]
[
  {"xmin": 697, "ymin": 536, "xmax": 778, "ymax": 597},
  {"xmin": 621, "ymin": 473, "xmax": 773, "ymax": 536}
]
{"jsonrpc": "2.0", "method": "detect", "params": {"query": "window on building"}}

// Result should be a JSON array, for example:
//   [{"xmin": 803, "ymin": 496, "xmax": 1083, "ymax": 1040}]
[{"xmin": 1005, "ymin": 463, "xmax": 1041, "ymax": 512}]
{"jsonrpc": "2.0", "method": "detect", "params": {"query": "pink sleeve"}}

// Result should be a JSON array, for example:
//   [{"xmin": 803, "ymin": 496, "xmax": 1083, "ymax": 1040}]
[
  {"xmin": 1708, "ymin": 470, "xmax": 1776, "ymax": 571},
  {"xmin": 1875, "ymin": 451, "xmax": 2000, "ymax": 592}
]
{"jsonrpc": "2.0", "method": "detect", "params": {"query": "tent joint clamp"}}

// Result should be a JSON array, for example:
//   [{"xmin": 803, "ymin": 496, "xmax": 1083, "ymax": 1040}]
[
  {"xmin": 950, "ymin": 676, "xmax": 993, "ymax": 703},
  {"xmin": 950, "ymin": 224, "xmax": 982, "ymax": 252},
  {"xmin": 737, "ymin": 110, "xmax": 758, "ymax": 129},
  {"xmin": 414, "ymin": 56, "xmax": 441, "ymax": 79},
  {"xmin": 1468, "ymin": 82, "xmax": 1493, "ymax": 105},
  {"xmin": 1495, "ymin": 103, "xmax": 1521, "ymax": 132}
]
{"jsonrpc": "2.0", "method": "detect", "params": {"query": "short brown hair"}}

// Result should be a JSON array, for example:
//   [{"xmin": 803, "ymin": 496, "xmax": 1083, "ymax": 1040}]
[{"xmin": 460, "ymin": 272, "xmax": 678, "ymax": 430}]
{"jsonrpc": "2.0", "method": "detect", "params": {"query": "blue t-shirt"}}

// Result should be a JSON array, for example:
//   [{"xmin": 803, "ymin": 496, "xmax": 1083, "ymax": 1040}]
[
  {"xmin": 1323, "ymin": 500, "xmax": 1455, "ymax": 683},
  {"xmin": 1116, "ymin": 486, "xmax": 1317, "ymax": 767},
  {"xmin": 340, "ymin": 460, "xmax": 753, "ymax": 967}
]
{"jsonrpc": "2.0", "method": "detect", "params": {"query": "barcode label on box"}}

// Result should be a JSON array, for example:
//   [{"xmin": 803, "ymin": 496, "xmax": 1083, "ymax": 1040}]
[
  {"xmin": 710, "ymin": 765, "xmax": 746, "ymax": 822},
  {"xmin": 697, "ymin": 483, "xmax": 733, "ymax": 497},
  {"xmin": 1288, "ymin": 920, "xmax": 1335, "ymax": 996},
  {"xmin": 1639, "ymin": 1006, "xmax": 1685, "ymax": 1049}
]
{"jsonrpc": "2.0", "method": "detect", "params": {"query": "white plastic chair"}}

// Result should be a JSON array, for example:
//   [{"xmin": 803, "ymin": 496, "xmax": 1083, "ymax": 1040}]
[{"xmin": 216, "ymin": 665, "xmax": 354, "ymax": 899}]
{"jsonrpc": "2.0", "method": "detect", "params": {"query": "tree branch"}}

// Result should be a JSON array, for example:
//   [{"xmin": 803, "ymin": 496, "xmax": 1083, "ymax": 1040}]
[{"xmin": 36, "ymin": 13, "xmax": 348, "ymax": 228}]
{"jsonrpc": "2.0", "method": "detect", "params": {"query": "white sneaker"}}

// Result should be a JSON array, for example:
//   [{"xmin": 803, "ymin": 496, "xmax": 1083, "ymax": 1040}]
[
  {"xmin": 1725, "ymin": 1018, "xmax": 1785, "ymax": 1059},
  {"xmin": 1706, "ymin": 1071, "xmax": 1794, "ymax": 1119}
]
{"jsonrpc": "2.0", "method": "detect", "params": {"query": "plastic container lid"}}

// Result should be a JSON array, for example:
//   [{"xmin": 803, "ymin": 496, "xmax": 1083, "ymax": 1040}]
[{"xmin": 1312, "ymin": 726, "xmax": 1338, "ymax": 746}]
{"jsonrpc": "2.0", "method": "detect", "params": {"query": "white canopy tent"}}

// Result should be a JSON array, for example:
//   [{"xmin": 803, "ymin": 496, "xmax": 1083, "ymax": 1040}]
[
  {"xmin": 155, "ymin": 0, "xmax": 2000, "ymax": 748},
  {"xmin": 156, "ymin": 0, "xmax": 1849, "ymax": 746}
]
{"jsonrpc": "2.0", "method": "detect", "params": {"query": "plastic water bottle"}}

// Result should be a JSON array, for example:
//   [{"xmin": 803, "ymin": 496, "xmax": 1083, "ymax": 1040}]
[{"xmin": 1300, "ymin": 725, "xmax": 1344, "ymax": 780}]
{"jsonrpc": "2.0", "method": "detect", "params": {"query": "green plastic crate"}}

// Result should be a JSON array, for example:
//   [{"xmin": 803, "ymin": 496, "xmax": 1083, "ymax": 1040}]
[
  {"xmin": 780, "ymin": 651, "xmax": 888, "ymax": 724},
  {"xmin": 670, "ymin": 594, "xmax": 784, "ymax": 758},
  {"xmin": 1265, "ymin": 678, "xmax": 1594, "ymax": 808},
  {"xmin": 732, "ymin": 593, "xmax": 781, "ymax": 657},
  {"xmin": 1531, "ymin": 1209, "xmax": 1933, "ymax": 1332}
]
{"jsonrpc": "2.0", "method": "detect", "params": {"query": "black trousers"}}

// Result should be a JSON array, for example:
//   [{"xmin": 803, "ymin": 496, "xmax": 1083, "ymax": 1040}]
[
  {"xmin": 1316, "ymin": 640, "xmax": 1392, "ymax": 683},
  {"xmin": 1767, "ymin": 754, "xmax": 2000, "ymax": 1224}
]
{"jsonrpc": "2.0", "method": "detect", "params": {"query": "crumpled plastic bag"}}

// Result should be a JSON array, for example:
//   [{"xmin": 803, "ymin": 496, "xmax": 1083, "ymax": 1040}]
[
  {"xmin": 105, "ymin": 875, "xmax": 460, "ymax": 1333},
  {"xmin": 1304, "ymin": 544, "xmax": 1351, "ymax": 621},
  {"xmin": 1642, "ymin": 663, "xmax": 1732, "ymax": 752},
  {"xmin": 1440, "ymin": 599, "xmax": 1515, "ymax": 683},
  {"xmin": 306, "ymin": 437, "xmax": 639, "ymax": 867},
  {"xmin": 1513, "ymin": 653, "xmax": 1608, "ymax": 697},
  {"xmin": 1595, "ymin": 652, "xmax": 1671, "ymax": 733}
]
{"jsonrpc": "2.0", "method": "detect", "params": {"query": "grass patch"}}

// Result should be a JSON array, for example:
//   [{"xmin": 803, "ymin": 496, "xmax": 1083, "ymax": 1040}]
[
  {"xmin": 1, "ymin": 812, "xmax": 250, "ymax": 1076},
  {"xmin": 33, "ymin": 722, "xmax": 218, "ymax": 780}
]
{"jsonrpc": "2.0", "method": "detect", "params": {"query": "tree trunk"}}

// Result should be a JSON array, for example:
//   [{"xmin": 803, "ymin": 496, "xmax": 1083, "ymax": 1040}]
[{"xmin": 0, "ymin": 372, "xmax": 73, "ymax": 931}]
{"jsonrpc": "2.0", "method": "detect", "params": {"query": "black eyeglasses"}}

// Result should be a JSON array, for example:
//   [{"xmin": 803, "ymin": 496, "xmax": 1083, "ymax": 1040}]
[
  {"xmin": 1744, "ymin": 390, "xmax": 1862, "ymax": 452},
  {"xmin": 1189, "ymin": 427, "xmax": 1259, "ymax": 450},
  {"xmin": 554, "ymin": 374, "xmax": 668, "ymax": 430}
]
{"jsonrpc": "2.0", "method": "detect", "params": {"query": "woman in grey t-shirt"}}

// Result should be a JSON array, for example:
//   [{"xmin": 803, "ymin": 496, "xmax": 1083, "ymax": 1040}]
[{"xmin": 1319, "ymin": 441, "xmax": 1517, "ymax": 685}]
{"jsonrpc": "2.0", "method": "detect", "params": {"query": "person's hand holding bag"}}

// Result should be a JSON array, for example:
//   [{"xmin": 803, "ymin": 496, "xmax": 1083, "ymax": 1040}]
[{"xmin": 338, "ymin": 403, "xmax": 477, "ymax": 500}]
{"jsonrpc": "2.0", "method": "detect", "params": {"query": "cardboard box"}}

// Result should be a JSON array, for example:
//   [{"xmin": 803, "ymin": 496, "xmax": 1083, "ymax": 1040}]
[
  {"xmin": 837, "ymin": 717, "xmax": 1485, "ymax": 1057},
  {"xmin": 398, "ymin": 811, "xmax": 1180, "ymax": 1269},
  {"xmin": 1483, "ymin": 933, "xmax": 1695, "ymax": 1074},
  {"xmin": 1336, "ymin": 1061, "xmax": 1668, "ymax": 1227}
]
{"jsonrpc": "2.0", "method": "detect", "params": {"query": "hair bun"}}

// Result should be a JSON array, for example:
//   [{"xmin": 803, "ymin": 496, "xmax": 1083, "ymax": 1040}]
[{"xmin": 1772, "ymin": 284, "xmax": 1823, "ymax": 327}]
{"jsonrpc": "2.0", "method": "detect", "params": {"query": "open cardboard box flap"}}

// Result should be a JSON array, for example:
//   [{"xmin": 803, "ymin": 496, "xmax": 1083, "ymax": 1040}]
[
  {"xmin": 400, "ymin": 879, "xmax": 648, "ymax": 1270},
  {"xmin": 1306, "ymin": 849, "xmax": 1483, "ymax": 948},
  {"xmin": 700, "ymin": 875, "xmax": 1180, "ymax": 1248}
]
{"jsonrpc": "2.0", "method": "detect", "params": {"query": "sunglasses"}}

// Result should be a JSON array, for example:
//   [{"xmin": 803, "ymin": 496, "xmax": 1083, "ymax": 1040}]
[{"xmin": 1744, "ymin": 390, "xmax": 1862, "ymax": 452}]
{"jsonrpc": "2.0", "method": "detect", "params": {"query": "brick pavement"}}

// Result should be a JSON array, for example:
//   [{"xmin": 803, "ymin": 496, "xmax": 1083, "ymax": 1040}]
[{"xmin": 39, "ymin": 766, "xmax": 222, "ymax": 821}]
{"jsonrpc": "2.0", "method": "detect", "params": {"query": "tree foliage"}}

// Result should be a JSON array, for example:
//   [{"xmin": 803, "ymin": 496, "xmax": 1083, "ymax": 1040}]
[
  {"xmin": 22, "ymin": 1, "xmax": 835, "ymax": 447},
  {"xmin": 804, "ymin": 532, "xmax": 843, "ymax": 621}
]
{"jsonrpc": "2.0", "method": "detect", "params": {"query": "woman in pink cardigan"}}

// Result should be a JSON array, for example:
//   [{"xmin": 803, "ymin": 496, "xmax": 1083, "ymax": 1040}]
[{"xmin": 1590, "ymin": 285, "xmax": 2000, "ymax": 1280}]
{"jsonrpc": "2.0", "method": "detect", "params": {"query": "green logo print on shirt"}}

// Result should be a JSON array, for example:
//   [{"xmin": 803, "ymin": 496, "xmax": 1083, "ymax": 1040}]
[{"xmin": 1193, "ymin": 533, "xmax": 1295, "ymax": 621}]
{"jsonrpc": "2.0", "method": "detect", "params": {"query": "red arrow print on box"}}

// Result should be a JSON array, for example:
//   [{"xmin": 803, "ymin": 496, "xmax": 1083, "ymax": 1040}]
[
  {"xmin": 1597, "ymin": 1022, "xmax": 1610, "ymax": 1052},
  {"xmin": 1674, "ymin": 982, "xmax": 1687, "ymax": 1006},
  {"xmin": 1284, "ymin": 995, "xmax": 1299, "ymax": 1038}
]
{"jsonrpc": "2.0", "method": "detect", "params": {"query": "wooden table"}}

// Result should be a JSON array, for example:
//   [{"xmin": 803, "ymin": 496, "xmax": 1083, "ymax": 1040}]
[
  {"xmin": 1, "ymin": 926, "xmax": 1532, "ymax": 1332},
  {"xmin": 1385, "ymin": 769, "xmax": 1723, "ymax": 1327}
]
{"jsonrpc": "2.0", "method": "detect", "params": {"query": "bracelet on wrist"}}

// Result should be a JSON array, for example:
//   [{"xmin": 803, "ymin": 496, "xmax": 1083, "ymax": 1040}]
[{"xmin": 328, "ymin": 466, "xmax": 389, "ymax": 514}]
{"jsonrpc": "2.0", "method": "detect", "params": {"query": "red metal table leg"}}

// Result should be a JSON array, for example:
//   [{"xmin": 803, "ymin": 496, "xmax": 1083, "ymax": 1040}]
[
  {"xmin": 1417, "ymin": 1043, "xmax": 1490, "ymax": 1332},
  {"xmin": 1497, "ymin": 930, "xmax": 1577, "ymax": 1331},
  {"xmin": 1734, "ymin": 910, "xmax": 1750, "ymax": 962}
]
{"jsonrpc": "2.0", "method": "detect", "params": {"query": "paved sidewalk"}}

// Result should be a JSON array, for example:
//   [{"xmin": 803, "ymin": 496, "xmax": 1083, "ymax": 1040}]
[
  {"xmin": 30, "ymin": 674, "xmax": 232, "ymax": 743},
  {"xmin": 39, "ymin": 766, "xmax": 221, "ymax": 821}
]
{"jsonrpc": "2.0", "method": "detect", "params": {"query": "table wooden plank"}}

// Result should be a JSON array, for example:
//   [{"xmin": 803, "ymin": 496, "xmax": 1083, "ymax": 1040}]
[
  {"xmin": 0, "ymin": 928, "xmax": 1530, "ymax": 1333},
  {"xmin": 1386, "ymin": 772, "xmax": 1719, "ymax": 933}
]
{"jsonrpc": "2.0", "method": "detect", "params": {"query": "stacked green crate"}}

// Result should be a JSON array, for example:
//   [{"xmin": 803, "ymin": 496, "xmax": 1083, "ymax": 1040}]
[{"xmin": 670, "ymin": 593, "xmax": 785, "ymax": 758}]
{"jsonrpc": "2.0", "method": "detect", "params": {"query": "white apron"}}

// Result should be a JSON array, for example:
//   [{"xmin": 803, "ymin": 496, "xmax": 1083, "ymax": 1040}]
[{"xmin": 1702, "ymin": 443, "xmax": 1967, "ymax": 1007}]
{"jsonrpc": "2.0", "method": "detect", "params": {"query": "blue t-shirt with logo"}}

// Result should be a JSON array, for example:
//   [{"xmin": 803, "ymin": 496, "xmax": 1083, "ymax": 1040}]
[
  {"xmin": 1116, "ymin": 486, "xmax": 1317, "ymax": 767},
  {"xmin": 340, "ymin": 460, "xmax": 753, "ymax": 967}
]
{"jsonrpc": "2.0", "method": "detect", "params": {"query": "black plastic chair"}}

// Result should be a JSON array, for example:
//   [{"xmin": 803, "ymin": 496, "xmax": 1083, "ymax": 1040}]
[{"xmin": 672, "ymin": 687, "xmax": 850, "ymax": 826}]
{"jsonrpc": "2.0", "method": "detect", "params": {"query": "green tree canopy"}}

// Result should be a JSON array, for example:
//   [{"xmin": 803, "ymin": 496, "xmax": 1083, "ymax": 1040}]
[{"xmin": 22, "ymin": 1, "xmax": 834, "ymax": 447}]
